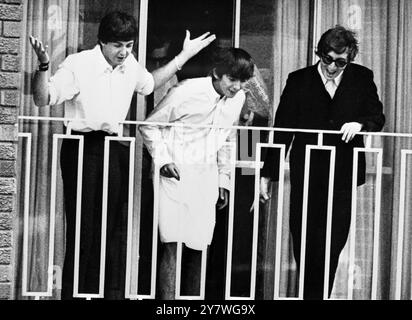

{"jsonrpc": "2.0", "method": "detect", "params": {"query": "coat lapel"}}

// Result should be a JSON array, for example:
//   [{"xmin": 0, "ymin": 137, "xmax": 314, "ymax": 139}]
[
  {"xmin": 330, "ymin": 64, "xmax": 354, "ymax": 102},
  {"xmin": 310, "ymin": 62, "xmax": 355, "ymax": 102},
  {"xmin": 310, "ymin": 63, "xmax": 333, "ymax": 101}
]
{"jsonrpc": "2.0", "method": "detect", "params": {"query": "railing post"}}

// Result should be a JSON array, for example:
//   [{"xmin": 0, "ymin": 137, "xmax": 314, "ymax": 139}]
[{"xmin": 317, "ymin": 132, "xmax": 324, "ymax": 146}]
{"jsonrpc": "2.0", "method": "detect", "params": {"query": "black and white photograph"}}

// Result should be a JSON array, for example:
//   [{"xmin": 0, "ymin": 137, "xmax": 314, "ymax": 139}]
[{"xmin": 0, "ymin": 0, "xmax": 411, "ymax": 316}]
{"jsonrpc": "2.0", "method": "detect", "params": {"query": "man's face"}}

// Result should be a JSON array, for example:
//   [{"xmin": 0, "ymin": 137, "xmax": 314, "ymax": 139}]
[
  {"xmin": 320, "ymin": 50, "xmax": 349, "ymax": 80},
  {"xmin": 100, "ymin": 40, "xmax": 134, "ymax": 68},
  {"xmin": 214, "ymin": 73, "xmax": 247, "ymax": 98}
]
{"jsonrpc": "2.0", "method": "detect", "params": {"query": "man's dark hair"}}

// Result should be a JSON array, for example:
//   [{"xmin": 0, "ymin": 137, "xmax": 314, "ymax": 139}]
[
  {"xmin": 316, "ymin": 25, "xmax": 359, "ymax": 61},
  {"xmin": 212, "ymin": 47, "xmax": 254, "ymax": 82},
  {"xmin": 98, "ymin": 11, "xmax": 138, "ymax": 43}
]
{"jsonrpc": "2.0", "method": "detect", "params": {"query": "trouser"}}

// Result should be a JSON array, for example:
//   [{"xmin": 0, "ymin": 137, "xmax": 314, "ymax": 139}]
[
  {"xmin": 59, "ymin": 130, "xmax": 130, "ymax": 299},
  {"xmin": 289, "ymin": 180, "xmax": 352, "ymax": 300},
  {"xmin": 206, "ymin": 168, "xmax": 255, "ymax": 299},
  {"xmin": 157, "ymin": 242, "xmax": 202, "ymax": 299}
]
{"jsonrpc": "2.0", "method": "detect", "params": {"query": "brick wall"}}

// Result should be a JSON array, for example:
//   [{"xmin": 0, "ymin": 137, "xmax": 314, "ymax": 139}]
[{"xmin": 0, "ymin": 0, "xmax": 23, "ymax": 300}]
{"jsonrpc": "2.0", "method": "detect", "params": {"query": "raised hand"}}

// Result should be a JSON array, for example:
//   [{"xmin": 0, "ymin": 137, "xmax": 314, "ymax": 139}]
[
  {"xmin": 29, "ymin": 35, "xmax": 49, "ymax": 64},
  {"xmin": 181, "ymin": 30, "xmax": 216, "ymax": 61}
]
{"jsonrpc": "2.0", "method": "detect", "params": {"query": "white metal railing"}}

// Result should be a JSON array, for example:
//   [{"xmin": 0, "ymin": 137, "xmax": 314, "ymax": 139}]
[
  {"xmin": 17, "ymin": 116, "xmax": 412, "ymax": 300},
  {"xmin": 395, "ymin": 150, "xmax": 412, "ymax": 299}
]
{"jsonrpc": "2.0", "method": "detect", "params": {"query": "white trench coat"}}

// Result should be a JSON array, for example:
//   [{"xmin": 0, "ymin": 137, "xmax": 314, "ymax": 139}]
[{"xmin": 140, "ymin": 77, "xmax": 245, "ymax": 250}]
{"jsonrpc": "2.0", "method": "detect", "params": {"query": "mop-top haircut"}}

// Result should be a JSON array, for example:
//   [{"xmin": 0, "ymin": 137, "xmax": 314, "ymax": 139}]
[
  {"xmin": 98, "ymin": 11, "xmax": 138, "ymax": 44},
  {"xmin": 212, "ymin": 47, "xmax": 254, "ymax": 82},
  {"xmin": 316, "ymin": 25, "xmax": 359, "ymax": 62}
]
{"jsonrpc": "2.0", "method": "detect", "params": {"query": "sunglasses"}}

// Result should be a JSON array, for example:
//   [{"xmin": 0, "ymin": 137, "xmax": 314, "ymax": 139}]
[{"xmin": 320, "ymin": 54, "xmax": 348, "ymax": 68}]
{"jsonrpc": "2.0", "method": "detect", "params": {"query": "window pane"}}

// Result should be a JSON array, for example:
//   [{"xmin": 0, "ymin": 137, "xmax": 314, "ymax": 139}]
[{"xmin": 240, "ymin": 0, "xmax": 312, "ymax": 111}]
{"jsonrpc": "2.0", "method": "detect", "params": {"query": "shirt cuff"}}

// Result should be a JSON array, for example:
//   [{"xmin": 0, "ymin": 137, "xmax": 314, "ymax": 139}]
[
  {"xmin": 218, "ymin": 173, "xmax": 230, "ymax": 191},
  {"xmin": 48, "ymin": 82, "xmax": 57, "ymax": 106}
]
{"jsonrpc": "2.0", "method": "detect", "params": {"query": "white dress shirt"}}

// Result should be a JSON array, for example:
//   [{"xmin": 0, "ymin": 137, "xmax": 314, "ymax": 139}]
[
  {"xmin": 140, "ymin": 76, "xmax": 245, "ymax": 190},
  {"xmin": 48, "ymin": 45, "xmax": 154, "ymax": 134},
  {"xmin": 317, "ymin": 63, "xmax": 344, "ymax": 98}
]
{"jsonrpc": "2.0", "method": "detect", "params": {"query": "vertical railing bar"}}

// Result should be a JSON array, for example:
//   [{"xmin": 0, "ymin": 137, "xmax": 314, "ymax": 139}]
[
  {"xmin": 395, "ymin": 150, "xmax": 411, "ymax": 299},
  {"xmin": 323, "ymin": 147, "xmax": 336, "ymax": 300},
  {"xmin": 95, "ymin": 137, "xmax": 111, "ymax": 298},
  {"xmin": 132, "ymin": 0, "xmax": 149, "ymax": 298},
  {"xmin": 250, "ymin": 142, "xmax": 260, "ymax": 299},
  {"xmin": 229, "ymin": 141, "xmax": 237, "ymax": 298},
  {"xmin": 348, "ymin": 149, "xmax": 360, "ymax": 300},
  {"xmin": 229, "ymin": 138, "xmax": 257, "ymax": 300},
  {"xmin": 199, "ymin": 249, "xmax": 208, "ymax": 299},
  {"xmin": 224, "ymin": 200, "xmax": 235, "ymax": 299},
  {"xmin": 129, "ymin": 161, "xmax": 160, "ymax": 300},
  {"xmin": 225, "ymin": 142, "xmax": 237, "ymax": 299},
  {"xmin": 268, "ymin": 131, "xmax": 274, "ymax": 145},
  {"xmin": 252, "ymin": 144, "xmax": 262, "ymax": 299},
  {"xmin": 371, "ymin": 149, "xmax": 383, "ymax": 300},
  {"xmin": 118, "ymin": 137, "xmax": 135, "ymax": 299},
  {"xmin": 171, "ymin": 129, "xmax": 185, "ymax": 300},
  {"xmin": 174, "ymin": 134, "xmax": 185, "ymax": 300},
  {"xmin": 20, "ymin": 133, "xmax": 32, "ymax": 297},
  {"xmin": 125, "ymin": 137, "xmax": 135, "ymax": 299},
  {"xmin": 273, "ymin": 145, "xmax": 286, "ymax": 299},
  {"xmin": 73, "ymin": 135, "xmax": 84, "ymax": 298},
  {"xmin": 150, "ymin": 164, "xmax": 160, "ymax": 298},
  {"xmin": 298, "ymin": 146, "xmax": 312, "ymax": 300},
  {"xmin": 365, "ymin": 135, "xmax": 372, "ymax": 148},
  {"xmin": 253, "ymin": 143, "xmax": 287, "ymax": 300},
  {"xmin": 47, "ymin": 134, "xmax": 59, "ymax": 296},
  {"xmin": 223, "ymin": 141, "xmax": 240, "ymax": 299},
  {"xmin": 317, "ymin": 133, "xmax": 323, "ymax": 146},
  {"xmin": 175, "ymin": 241, "xmax": 183, "ymax": 299}
]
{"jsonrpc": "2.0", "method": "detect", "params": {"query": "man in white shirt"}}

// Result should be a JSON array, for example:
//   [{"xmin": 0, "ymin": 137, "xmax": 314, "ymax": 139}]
[
  {"xmin": 139, "ymin": 47, "xmax": 254, "ymax": 299},
  {"xmin": 29, "ymin": 10, "xmax": 215, "ymax": 299}
]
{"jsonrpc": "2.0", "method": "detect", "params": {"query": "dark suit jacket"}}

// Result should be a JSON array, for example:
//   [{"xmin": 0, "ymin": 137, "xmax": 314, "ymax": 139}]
[{"xmin": 261, "ymin": 62, "xmax": 385, "ymax": 191}]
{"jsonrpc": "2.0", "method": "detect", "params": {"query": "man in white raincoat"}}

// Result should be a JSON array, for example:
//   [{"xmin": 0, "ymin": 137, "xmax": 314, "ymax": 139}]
[{"xmin": 139, "ymin": 47, "xmax": 254, "ymax": 299}]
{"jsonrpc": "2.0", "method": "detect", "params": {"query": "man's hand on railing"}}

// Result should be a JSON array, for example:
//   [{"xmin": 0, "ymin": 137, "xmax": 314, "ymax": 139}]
[
  {"xmin": 340, "ymin": 122, "xmax": 363, "ymax": 143},
  {"xmin": 216, "ymin": 187, "xmax": 229, "ymax": 210},
  {"xmin": 259, "ymin": 176, "xmax": 271, "ymax": 203},
  {"xmin": 160, "ymin": 163, "xmax": 180, "ymax": 180}
]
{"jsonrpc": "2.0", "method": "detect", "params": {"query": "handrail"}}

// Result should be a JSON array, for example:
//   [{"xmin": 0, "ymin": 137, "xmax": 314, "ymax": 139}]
[
  {"xmin": 17, "ymin": 115, "xmax": 412, "ymax": 138},
  {"xmin": 17, "ymin": 114, "xmax": 412, "ymax": 300}
]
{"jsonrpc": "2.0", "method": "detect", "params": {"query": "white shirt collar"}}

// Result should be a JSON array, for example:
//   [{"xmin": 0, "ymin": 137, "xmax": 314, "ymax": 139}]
[
  {"xmin": 205, "ymin": 76, "xmax": 224, "ymax": 103},
  {"xmin": 92, "ymin": 45, "xmax": 128, "ymax": 74},
  {"xmin": 317, "ymin": 62, "xmax": 344, "ymax": 87}
]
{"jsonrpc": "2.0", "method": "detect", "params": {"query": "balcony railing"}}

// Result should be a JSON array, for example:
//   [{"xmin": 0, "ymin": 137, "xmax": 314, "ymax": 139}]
[{"xmin": 16, "ymin": 116, "xmax": 412, "ymax": 300}]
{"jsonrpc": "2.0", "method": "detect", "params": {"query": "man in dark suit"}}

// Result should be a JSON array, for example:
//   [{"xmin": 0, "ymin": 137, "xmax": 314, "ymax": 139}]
[{"xmin": 259, "ymin": 25, "xmax": 385, "ymax": 300}]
